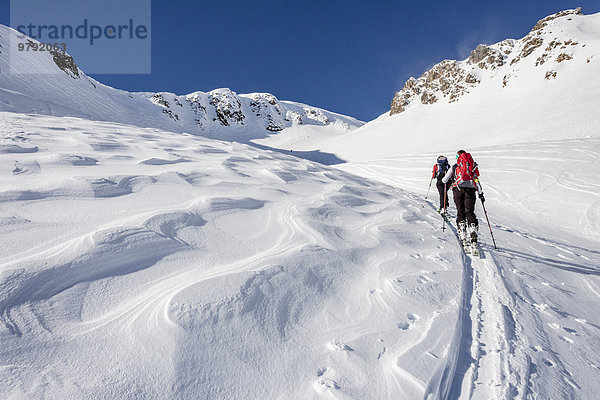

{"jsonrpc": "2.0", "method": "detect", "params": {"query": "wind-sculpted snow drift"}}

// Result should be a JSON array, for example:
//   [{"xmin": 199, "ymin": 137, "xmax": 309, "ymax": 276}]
[{"xmin": 0, "ymin": 113, "xmax": 464, "ymax": 399}]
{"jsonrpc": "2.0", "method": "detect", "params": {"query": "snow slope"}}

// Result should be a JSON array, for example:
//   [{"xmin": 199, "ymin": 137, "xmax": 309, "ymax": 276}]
[
  {"xmin": 254, "ymin": 9, "xmax": 600, "ymax": 399},
  {"xmin": 0, "ymin": 25, "xmax": 362, "ymax": 141},
  {"xmin": 303, "ymin": 9, "xmax": 600, "ymax": 160},
  {"xmin": 0, "ymin": 112, "xmax": 465, "ymax": 399},
  {"xmin": 336, "ymin": 139, "xmax": 600, "ymax": 399},
  {"xmin": 2, "ymin": 111, "xmax": 599, "ymax": 399}
]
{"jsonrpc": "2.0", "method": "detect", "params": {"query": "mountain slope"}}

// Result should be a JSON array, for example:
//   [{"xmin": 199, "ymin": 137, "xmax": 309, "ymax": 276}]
[
  {"xmin": 313, "ymin": 8, "xmax": 600, "ymax": 160},
  {"xmin": 2, "ymin": 110, "xmax": 599, "ymax": 399},
  {"xmin": 389, "ymin": 8, "xmax": 589, "ymax": 115},
  {"xmin": 335, "ymin": 137, "xmax": 600, "ymax": 400},
  {"xmin": 0, "ymin": 25, "xmax": 362, "ymax": 140}
]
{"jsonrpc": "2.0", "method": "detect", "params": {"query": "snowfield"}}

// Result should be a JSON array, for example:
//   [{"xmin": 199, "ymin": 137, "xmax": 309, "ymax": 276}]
[
  {"xmin": 1, "ymin": 112, "xmax": 464, "ymax": 399},
  {"xmin": 335, "ymin": 138, "xmax": 600, "ymax": 399},
  {"xmin": 1, "ymin": 7, "xmax": 600, "ymax": 400},
  {"xmin": 2, "ymin": 118, "xmax": 599, "ymax": 399}
]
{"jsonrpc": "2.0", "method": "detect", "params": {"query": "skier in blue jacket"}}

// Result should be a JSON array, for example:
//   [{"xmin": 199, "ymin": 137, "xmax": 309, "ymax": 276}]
[{"xmin": 432, "ymin": 155, "xmax": 451, "ymax": 214}]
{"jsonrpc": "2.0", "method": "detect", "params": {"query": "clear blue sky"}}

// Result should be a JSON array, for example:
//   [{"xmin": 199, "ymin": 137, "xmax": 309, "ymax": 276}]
[{"xmin": 2, "ymin": 0, "xmax": 600, "ymax": 121}]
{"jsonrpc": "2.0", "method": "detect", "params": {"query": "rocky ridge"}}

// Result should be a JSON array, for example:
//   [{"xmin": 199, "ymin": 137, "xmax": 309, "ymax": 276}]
[
  {"xmin": 0, "ymin": 25, "xmax": 361, "ymax": 138},
  {"xmin": 149, "ymin": 89, "xmax": 337, "ymax": 134},
  {"xmin": 390, "ymin": 8, "xmax": 587, "ymax": 115}
]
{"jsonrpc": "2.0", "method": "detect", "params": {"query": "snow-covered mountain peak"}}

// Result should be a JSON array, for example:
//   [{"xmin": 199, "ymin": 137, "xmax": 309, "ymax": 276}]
[
  {"xmin": 0, "ymin": 25, "xmax": 362, "ymax": 139},
  {"xmin": 390, "ymin": 8, "xmax": 596, "ymax": 115},
  {"xmin": 301, "ymin": 8, "xmax": 600, "ymax": 161}
]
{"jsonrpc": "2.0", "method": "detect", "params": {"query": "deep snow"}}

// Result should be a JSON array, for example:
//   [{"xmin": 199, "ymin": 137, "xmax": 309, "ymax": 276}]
[
  {"xmin": 2, "ymin": 115, "xmax": 599, "ymax": 399},
  {"xmin": 1, "ymin": 7, "xmax": 600, "ymax": 400},
  {"xmin": 0, "ymin": 112, "xmax": 464, "ymax": 399},
  {"xmin": 334, "ymin": 140, "xmax": 600, "ymax": 399}
]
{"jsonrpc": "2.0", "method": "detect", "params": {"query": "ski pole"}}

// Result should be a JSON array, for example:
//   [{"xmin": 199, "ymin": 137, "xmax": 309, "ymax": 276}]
[
  {"xmin": 425, "ymin": 177, "xmax": 433, "ymax": 200},
  {"xmin": 481, "ymin": 201, "xmax": 497, "ymax": 249},
  {"xmin": 423, "ymin": 177, "xmax": 433, "ymax": 208}
]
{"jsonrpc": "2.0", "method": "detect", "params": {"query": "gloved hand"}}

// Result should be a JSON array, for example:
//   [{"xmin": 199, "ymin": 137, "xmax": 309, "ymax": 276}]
[{"xmin": 479, "ymin": 193, "xmax": 485, "ymax": 203}]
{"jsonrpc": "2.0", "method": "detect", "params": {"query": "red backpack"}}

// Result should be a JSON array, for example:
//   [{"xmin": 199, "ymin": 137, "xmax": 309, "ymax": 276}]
[{"xmin": 455, "ymin": 152, "xmax": 476, "ymax": 185}]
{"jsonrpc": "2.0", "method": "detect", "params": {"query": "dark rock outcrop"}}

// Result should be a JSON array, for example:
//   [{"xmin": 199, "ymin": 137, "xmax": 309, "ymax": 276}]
[
  {"xmin": 389, "ymin": 8, "xmax": 586, "ymax": 116},
  {"xmin": 49, "ymin": 47, "xmax": 80, "ymax": 78}
]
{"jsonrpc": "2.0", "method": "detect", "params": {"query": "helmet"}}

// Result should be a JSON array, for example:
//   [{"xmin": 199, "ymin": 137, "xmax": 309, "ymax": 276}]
[{"xmin": 456, "ymin": 150, "xmax": 466, "ymax": 159}]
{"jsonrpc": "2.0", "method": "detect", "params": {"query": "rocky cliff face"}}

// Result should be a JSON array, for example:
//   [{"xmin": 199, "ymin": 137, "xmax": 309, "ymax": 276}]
[
  {"xmin": 390, "ymin": 8, "xmax": 585, "ymax": 115},
  {"xmin": 149, "ymin": 89, "xmax": 342, "ymax": 135}
]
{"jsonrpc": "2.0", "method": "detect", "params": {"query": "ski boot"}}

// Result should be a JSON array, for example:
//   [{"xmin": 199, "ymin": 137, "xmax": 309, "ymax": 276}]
[
  {"xmin": 468, "ymin": 223, "xmax": 478, "ymax": 243},
  {"xmin": 457, "ymin": 221, "xmax": 467, "ymax": 241},
  {"xmin": 468, "ymin": 223, "xmax": 480, "ymax": 256}
]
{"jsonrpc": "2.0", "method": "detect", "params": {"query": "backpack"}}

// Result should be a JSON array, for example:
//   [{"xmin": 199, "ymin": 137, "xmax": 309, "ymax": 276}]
[
  {"xmin": 455, "ymin": 152, "xmax": 476, "ymax": 185},
  {"xmin": 436, "ymin": 157, "xmax": 450, "ymax": 178}
]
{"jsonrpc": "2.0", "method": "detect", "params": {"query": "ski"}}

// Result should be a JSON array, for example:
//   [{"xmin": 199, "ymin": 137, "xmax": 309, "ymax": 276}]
[
  {"xmin": 469, "ymin": 229, "xmax": 482, "ymax": 257},
  {"xmin": 456, "ymin": 225, "xmax": 482, "ymax": 257},
  {"xmin": 437, "ymin": 209, "xmax": 450, "ymax": 221},
  {"xmin": 457, "ymin": 228, "xmax": 471, "ymax": 254},
  {"xmin": 471, "ymin": 241, "xmax": 480, "ymax": 257},
  {"xmin": 462, "ymin": 240, "xmax": 471, "ymax": 254}
]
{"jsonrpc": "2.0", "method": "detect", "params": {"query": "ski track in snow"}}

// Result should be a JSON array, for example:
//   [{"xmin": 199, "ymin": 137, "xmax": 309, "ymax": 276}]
[
  {"xmin": 0, "ymin": 112, "xmax": 467, "ymax": 399},
  {"xmin": 337, "ymin": 141, "xmax": 600, "ymax": 400}
]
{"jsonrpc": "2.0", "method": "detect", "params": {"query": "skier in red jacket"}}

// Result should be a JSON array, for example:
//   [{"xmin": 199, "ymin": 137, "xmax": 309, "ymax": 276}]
[{"xmin": 442, "ymin": 150, "xmax": 485, "ymax": 243}]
